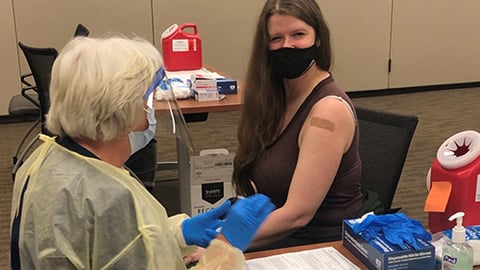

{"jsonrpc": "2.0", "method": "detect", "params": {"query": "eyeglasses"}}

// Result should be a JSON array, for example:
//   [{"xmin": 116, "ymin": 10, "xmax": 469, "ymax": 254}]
[{"xmin": 144, "ymin": 67, "xmax": 194, "ymax": 152}]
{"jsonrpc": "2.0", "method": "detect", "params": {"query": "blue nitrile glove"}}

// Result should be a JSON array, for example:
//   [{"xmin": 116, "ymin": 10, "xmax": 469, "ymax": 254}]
[
  {"xmin": 220, "ymin": 193, "xmax": 275, "ymax": 251},
  {"xmin": 350, "ymin": 213, "xmax": 431, "ymax": 250},
  {"xmin": 181, "ymin": 199, "xmax": 232, "ymax": 247},
  {"xmin": 383, "ymin": 216, "xmax": 431, "ymax": 250},
  {"xmin": 383, "ymin": 221, "xmax": 418, "ymax": 249}
]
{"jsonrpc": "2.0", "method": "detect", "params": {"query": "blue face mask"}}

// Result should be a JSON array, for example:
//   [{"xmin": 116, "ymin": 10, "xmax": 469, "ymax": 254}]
[
  {"xmin": 128, "ymin": 106, "xmax": 156, "ymax": 154},
  {"xmin": 128, "ymin": 67, "xmax": 194, "ymax": 154},
  {"xmin": 128, "ymin": 68, "xmax": 164, "ymax": 155}
]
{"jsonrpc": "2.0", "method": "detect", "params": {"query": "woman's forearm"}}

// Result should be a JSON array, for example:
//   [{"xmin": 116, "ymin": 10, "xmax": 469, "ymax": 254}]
[{"xmin": 249, "ymin": 207, "xmax": 309, "ymax": 248}]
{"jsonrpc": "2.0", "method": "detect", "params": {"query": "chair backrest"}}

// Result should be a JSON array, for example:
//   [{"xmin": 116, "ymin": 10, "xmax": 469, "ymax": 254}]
[
  {"xmin": 74, "ymin": 23, "xmax": 90, "ymax": 37},
  {"xmin": 356, "ymin": 106, "xmax": 419, "ymax": 210},
  {"xmin": 18, "ymin": 42, "xmax": 58, "ymax": 134}
]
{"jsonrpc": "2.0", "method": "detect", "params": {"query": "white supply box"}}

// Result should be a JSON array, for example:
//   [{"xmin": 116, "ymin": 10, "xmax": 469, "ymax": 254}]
[
  {"xmin": 189, "ymin": 149, "xmax": 235, "ymax": 216},
  {"xmin": 191, "ymin": 88, "xmax": 219, "ymax": 102},
  {"xmin": 190, "ymin": 74, "xmax": 217, "ymax": 91},
  {"xmin": 190, "ymin": 74, "xmax": 219, "ymax": 101}
]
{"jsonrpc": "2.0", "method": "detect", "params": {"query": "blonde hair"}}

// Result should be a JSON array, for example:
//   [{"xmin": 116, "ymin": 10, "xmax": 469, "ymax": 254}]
[{"xmin": 46, "ymin": 36, "xmax": 162, "ymax": 141}]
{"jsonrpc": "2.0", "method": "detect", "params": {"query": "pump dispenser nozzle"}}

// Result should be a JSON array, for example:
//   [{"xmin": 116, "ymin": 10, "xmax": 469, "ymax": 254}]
[
  {"xmin": 442, "ymin": 211, "xmax": 473, "ymax": 269},
  {"xmin": 448, "ymin": 211, "xmax": 466, "ymax": 243}
]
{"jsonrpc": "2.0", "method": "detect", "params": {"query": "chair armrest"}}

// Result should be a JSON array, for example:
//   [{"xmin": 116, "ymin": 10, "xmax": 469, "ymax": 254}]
[
  {"xmin": 20, "ymin": 73, "xmax": 34, "ymax": 87},
  {"xmin": 20, "ymin": 73, "xmax": 40, "ymax": 107},
  {"xmin": 21, "ymin": 85, "xmax": 40, "ymax": 108}
]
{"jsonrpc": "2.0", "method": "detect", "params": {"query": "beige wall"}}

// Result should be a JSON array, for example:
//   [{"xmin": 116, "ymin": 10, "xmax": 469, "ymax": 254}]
[
  {"xmin": 319, "ymin": 0, "xmax": 392, "ymax": 91},
  {"xmin": 0, "ymin": 0, "xmax": 21, "ymax": 116},
  {"xmin": 13, "ymin": 0, "xmax": 153, "ymax": 72},
  {"xmin": 1, "ymin": 0, "xmax": 480, "ymax": 115},
  {"xmin": 390, "ymin": 0, "xmax": 480, "ymax": 87},
  {"xmin": 153, "ymin": 0, "xmax": 264, "ymax": 82}
]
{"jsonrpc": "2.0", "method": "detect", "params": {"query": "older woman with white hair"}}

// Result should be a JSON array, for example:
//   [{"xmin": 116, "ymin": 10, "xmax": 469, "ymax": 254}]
[{"xmin": 10, "ymin": 36, "xmax": 274, "ymax": 270}]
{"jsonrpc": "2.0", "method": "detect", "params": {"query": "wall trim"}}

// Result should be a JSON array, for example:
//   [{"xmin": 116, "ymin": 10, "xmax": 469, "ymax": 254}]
[
  {"xmin": 348, "ymin": 81, "xmax": 480, "ymax": 99},
  {"xmin": 2, "ymin": 81, "xmax": 480, "ymax": 123}
]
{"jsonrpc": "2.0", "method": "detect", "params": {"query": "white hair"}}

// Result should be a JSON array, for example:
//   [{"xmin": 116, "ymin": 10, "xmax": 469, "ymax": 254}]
[{"xmin": 46, "ymin": 36, "xmax": 163, "ymax": 141}]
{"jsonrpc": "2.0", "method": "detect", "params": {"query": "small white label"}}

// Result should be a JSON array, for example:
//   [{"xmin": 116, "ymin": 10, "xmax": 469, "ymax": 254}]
[
  {"xmin": 476, "ymin": 174, "xmax": 480, "ymax": 202},
  {"xmin": 172, "ymin": 39, "xmax": 189, "ymax": 52}
]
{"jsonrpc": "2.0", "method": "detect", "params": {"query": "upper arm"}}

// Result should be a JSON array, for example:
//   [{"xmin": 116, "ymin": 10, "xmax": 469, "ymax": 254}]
[{"xmin": 283, "ymin": 97, "xmax": 356, "ymax": 219}]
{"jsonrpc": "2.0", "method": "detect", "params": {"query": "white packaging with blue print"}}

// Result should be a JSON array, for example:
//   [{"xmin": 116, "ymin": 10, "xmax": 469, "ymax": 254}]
[{"xmin": 185, "ymin": 148, "xmax": 235, "ymax": 216}]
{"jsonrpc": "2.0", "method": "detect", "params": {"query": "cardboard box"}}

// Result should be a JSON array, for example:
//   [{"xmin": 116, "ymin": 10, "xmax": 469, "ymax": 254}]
[
  {"xmin": 188, "ymin": 149, "xmax": 235, "ymax": 216},
  {"xmin": 189, "ymin": 74, "xmax": 237, "ymax": 95},
  {"xmin": 190, "ymin": 75, "xmax": 217, "ymax": 91},
  {"xmin": 342, "ymin": 219, "xmax": 435, "ymax": 270},
  {"xmin": 189, "ymin": 74, "xmax": 221, "ymax": 101},
  {"xmin": 216, "ymin": 78, "xmax": 237, "ymax": 94},
  {"xmin": 192, "ymin": 88, "xmax": 219, "ymax": 102}
]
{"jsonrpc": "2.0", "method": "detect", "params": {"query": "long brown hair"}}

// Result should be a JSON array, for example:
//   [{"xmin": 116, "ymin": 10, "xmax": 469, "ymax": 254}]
[{"xmin": 232, "ymin": 0, "xmax": 332, "ymax": 196}]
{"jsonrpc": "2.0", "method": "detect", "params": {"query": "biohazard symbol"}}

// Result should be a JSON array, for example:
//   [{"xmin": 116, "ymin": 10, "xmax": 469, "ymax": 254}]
[{"xmin": 449, "ymin": 138, "xmax": 471, "ymax": 157}]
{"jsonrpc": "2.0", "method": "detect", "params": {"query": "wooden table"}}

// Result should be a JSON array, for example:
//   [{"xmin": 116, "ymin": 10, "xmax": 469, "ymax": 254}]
[
  {"xmin": 154, "ymin": 65, "xmax": 243, "ymax": 114},
  {"xmin": 154, "ymin": 90, "xmax": 242, "ymax": 114},
  {"xmin": 244, "ymin": 241, "xmax": 369, "ymax": 269},
  {"xmin": 245, "ymin": 240, "xmax": 480, "ymax": 270}
]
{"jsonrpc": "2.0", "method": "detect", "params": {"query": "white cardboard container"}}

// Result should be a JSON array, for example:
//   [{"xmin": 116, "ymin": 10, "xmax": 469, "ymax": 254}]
[{"xmin": 188, "ymin": 149, "xmax": 235, "ymax": 216}]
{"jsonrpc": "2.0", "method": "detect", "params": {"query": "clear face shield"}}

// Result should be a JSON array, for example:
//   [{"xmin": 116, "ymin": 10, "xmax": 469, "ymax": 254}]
[{"xmin": 144, "ymin": 67, "xmax": 194, "ymax": 153}]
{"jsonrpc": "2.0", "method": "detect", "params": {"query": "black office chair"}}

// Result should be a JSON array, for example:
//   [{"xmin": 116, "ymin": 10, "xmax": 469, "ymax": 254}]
[
  {"xmin": 8, "ymin": 73, "xmax": 41, "ymax": 164},
  {"xmin": 12, "ymin": 23, "xmax": 88, "ymax": 167},
  {"xmin": 8, "ymin": 73, "xmax": 39, "ymax": 119},
  {"xmin": 11, "ymin": 25, "xmax": 90, "ymax": 165},
  {"xmin": 73, "ymin": 23, "xmax": 90, "ymax": 37},
  {"xmin": 18, "ymin": 42, "xmax": 58, "ymax": 135},
  {"xmin": 12, "ymin": 42, "xmax": 58, "ymax": 180},
  {"xmin": 356, "ymin": 106, "xmax": 419, "ymax": 212}
]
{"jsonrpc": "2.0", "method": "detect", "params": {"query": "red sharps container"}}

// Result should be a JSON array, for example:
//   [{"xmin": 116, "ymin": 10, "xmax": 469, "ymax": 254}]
[
  {"xmin": 161, "ymin": 23, "xmax": 202, "ymax": 71},
  {"xmin": 426, "ymin": 130, "xmax": 480, "ymax": 233}
]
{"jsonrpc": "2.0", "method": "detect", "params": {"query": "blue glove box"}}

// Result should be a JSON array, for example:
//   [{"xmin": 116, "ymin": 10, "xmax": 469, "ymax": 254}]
[
  {"xmin": 342, "ymin": 219, "xmax": 435, "ymax": 270},
  {"xmin": 216, "ymin": 78, "xmax": 237, "ymax": 95}
]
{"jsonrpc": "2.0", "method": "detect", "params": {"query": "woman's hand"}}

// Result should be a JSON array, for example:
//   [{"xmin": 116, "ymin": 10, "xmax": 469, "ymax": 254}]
[{"xmin": 183, "ymin": 247, "xmax": 206, "ymax": 266}]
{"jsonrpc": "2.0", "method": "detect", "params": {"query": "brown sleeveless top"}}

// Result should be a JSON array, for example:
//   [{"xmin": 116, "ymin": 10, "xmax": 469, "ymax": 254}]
[{"xmin": 250, "ymin": 76, "xmax": 363, "ymax": 245}]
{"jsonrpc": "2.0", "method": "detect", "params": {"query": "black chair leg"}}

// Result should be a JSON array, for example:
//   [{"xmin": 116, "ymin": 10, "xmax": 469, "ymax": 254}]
[
  {"xmin": 12, "ymin": 134, "xmax": 40, "ymax": 181},
  {"xmin": 12, "ymin": 118, "xmax": 40, "ymax": 165}
]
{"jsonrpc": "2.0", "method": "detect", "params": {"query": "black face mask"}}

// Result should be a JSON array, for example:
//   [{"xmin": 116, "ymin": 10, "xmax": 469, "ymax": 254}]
[{"xmin": 269, "ymin": 45, "xmax": 317, "ymax": 79}]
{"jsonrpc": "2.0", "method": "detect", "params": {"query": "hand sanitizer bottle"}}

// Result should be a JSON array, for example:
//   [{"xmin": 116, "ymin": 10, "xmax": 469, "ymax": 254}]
[{"xmin": 442, "ymin": 212, "xmax": 473, "ymax": 269}]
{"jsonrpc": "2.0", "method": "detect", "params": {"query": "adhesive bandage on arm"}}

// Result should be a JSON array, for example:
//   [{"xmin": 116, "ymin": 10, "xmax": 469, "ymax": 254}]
[{"xmin": 310, "ymin": 117, "xmax": 335, "ymax": 132}]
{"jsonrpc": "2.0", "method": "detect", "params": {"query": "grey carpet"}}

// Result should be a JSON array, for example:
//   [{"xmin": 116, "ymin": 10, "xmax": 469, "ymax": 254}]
[{"xmin": 2, "ymin": 86, "xmax": 480, "ymax": 269}]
